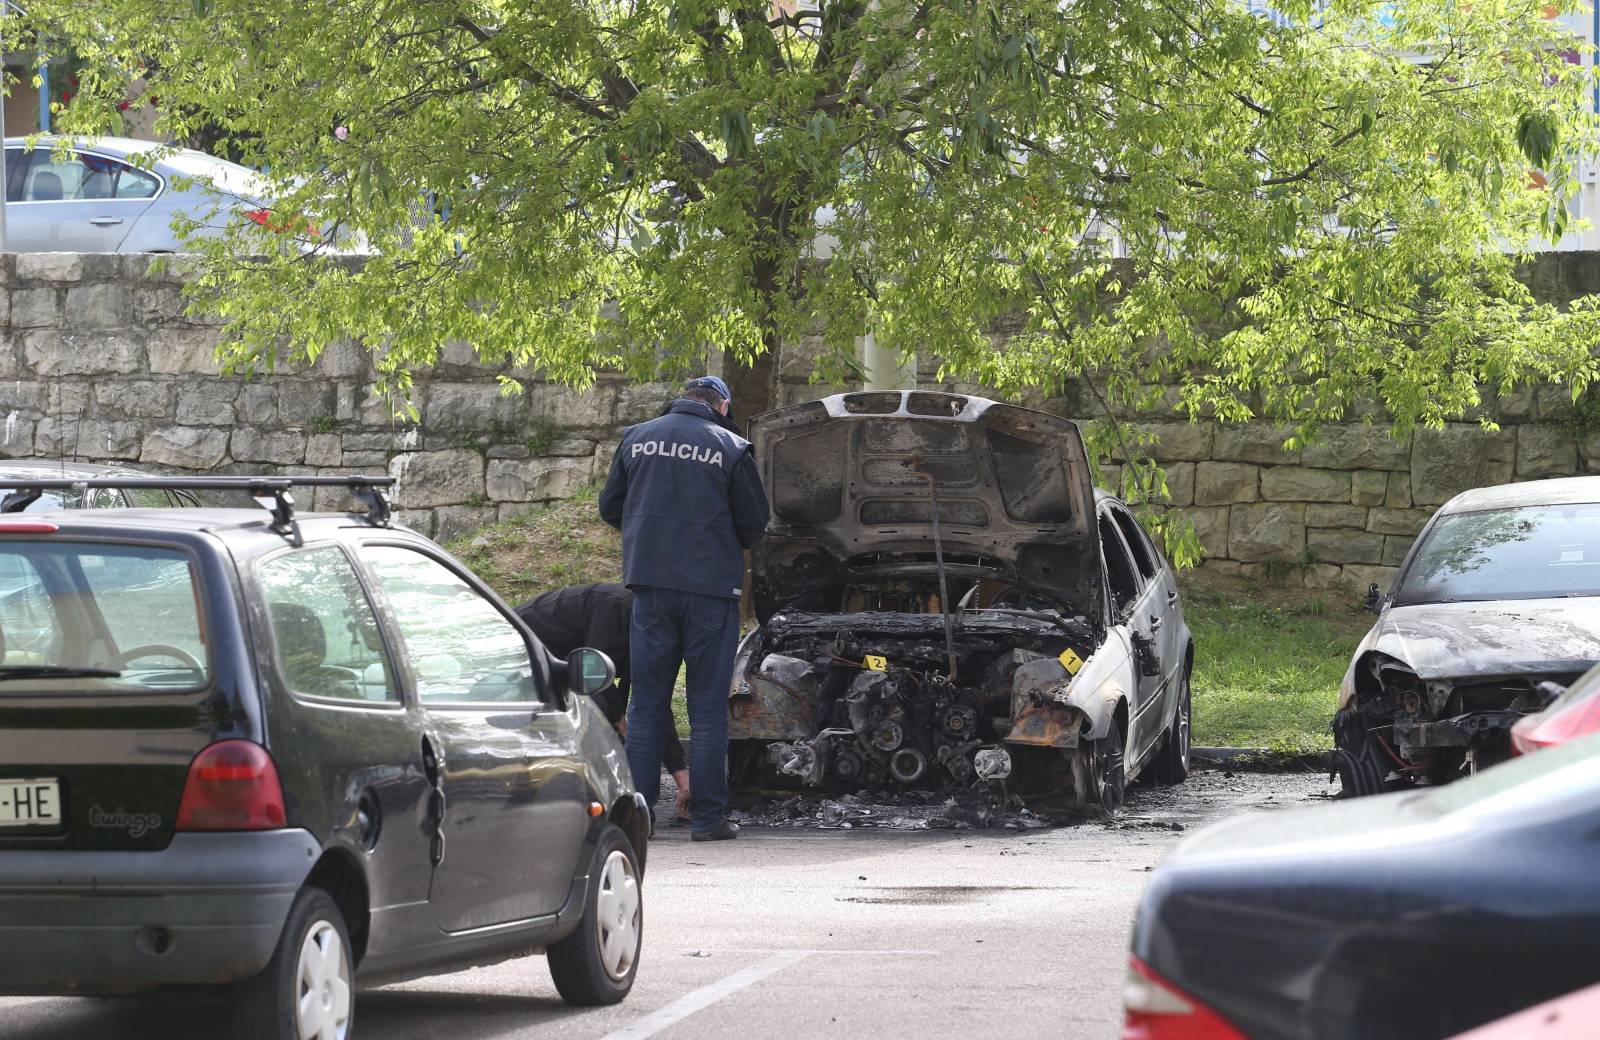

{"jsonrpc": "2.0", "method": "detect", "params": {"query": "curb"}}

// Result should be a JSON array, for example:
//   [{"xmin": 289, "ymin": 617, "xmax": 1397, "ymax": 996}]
[{"xmin": 1191, "ymin": 746, "xmax": 1333, "ymax": 773}]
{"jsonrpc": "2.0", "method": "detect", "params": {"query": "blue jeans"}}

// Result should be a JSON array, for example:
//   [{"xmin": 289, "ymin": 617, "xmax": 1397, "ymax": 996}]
[{"xmin": 625, "ymin": 587, "xmax": 740, "ymax": 832}]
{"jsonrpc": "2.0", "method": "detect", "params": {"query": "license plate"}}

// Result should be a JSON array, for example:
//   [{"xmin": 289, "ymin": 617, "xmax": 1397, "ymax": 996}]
[{"xmin": 0, "ymin": 779, "xmax": 61, "ymax": 827}]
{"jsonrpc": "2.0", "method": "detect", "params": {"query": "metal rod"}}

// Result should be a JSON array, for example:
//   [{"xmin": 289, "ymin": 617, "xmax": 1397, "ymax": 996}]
[
  {"xmin": 0, "ymin": 0, "xmax": 9, "ymax": 252},
  {"xmin": 910, "ymin": 455, "xmax": 958, "ymax": 682}
]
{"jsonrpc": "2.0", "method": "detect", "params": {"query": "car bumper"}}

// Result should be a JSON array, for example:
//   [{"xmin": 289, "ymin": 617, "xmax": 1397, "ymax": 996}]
[{"xmin": 0, "ymin": 829, "xmax": 320, "ymax": 995}]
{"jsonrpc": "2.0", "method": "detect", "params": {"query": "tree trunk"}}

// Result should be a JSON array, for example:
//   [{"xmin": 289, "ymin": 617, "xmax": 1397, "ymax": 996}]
[{"xmin": 722, "ymin": 333, "xmax": 777, "ymax": 433}]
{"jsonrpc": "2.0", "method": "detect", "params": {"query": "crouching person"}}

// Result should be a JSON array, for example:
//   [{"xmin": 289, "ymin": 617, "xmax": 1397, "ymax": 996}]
[
  {"xmin": 516, "ymin": 582, "xmax": 692, "ymax": 820},
  {"xmin": 597, "ymin": 376, "xmax": 770, "ymax": 841}
]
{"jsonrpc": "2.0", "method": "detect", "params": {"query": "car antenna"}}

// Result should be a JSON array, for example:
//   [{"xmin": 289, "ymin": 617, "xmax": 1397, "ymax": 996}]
[{"xmin": 910, "ymin": 454, "xmax": 958, "ymax": 682}]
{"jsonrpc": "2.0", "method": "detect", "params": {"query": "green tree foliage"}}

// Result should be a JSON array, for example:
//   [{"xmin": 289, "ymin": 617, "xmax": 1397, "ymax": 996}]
[{"xmin": 27, "ymin": 0, "xmax": 1600, "ymax": 564}]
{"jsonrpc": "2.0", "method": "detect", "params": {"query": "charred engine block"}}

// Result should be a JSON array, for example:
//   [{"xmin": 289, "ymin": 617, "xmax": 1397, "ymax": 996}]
[{"xmin": 768, "ymin": 664, "xmax": 994, "ymax": 788}]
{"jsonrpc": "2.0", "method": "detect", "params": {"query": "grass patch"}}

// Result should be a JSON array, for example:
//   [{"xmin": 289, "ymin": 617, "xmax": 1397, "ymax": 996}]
[
  {"xmin": 1183, "ymin": 577, "xmax": 1371, "ymax": 754},
  {"xmin": 448, "ymin": 500, "xmax": 1365, "ymax": 750}
]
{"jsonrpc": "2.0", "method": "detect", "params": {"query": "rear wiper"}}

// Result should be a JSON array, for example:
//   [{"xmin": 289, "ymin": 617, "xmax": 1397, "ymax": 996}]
[{"xmin": 0, "ymin": 665, "xmax": 123, "ymax": 682}]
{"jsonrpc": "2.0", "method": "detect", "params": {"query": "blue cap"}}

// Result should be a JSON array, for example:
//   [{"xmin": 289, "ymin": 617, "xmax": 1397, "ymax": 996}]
[{"xmin": 685, "ymin": 375, "xmax": 731, "ymax": 403}]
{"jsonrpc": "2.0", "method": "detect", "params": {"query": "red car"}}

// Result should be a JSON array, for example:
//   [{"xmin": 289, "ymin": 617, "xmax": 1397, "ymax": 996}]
[
  {"xmin": 1511, "ymin": 663, "xmax": 1600, "ymax": 755},
  {"xmin": 1450, "ymin": 982, "xmax": 1600, "ymax": 1039}
]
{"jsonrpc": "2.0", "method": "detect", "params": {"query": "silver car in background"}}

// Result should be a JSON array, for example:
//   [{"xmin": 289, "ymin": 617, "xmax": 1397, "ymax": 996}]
[{"xmin": 1, "ymin": 135, "xmax": 300, "ymax": 252}]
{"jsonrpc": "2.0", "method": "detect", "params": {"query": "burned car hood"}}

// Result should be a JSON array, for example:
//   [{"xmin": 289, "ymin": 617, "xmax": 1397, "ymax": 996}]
[
  {"xmin": 1371, "ymin": 598, "xmax": 1600, "ymax": 680},
  {"xmin": 748, "ymin": 390, "xmax": 1101, "ymax": 622}
]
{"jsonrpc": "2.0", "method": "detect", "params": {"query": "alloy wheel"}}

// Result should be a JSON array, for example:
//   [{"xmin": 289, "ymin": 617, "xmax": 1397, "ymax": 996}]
[
  {"xmin": 1177, "ymin": 677, "xmax": 1192, "ymax": 771},
  {"xmin": 295, "ymin": 919, "xmax": 352, "ymax": 1040},
  {"xmin": 595, "ymin": 849, "xmax": 641, "ymax": 982}
]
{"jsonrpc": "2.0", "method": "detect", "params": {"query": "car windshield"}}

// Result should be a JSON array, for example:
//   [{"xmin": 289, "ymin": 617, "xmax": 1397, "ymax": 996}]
[
  {"xmin": 0, "ymin": 541, "xmax": 209, "ymax": 692},
  {"xmin": 1394, "ymin": 503, "xmax": 1600, "ymax": 605}
]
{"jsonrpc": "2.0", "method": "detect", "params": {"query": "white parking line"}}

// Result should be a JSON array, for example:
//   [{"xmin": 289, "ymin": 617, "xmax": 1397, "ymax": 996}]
[
  {"xmin": 598, "ymin": 951, "xmax": 813, "ymax": 1040},
  {"xmin": 598, "ymin": 949, "xmax": 936, "ymax": 1039}
]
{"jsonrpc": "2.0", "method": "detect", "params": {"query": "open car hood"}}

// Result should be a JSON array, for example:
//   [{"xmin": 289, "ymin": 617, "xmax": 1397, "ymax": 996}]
[{"xmin": 748, "ymin": 391, "xmax": 1102, "ymax": 623}]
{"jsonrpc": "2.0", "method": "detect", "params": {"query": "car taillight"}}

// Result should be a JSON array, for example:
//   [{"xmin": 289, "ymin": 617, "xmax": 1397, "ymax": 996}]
[
  {"xmin": 243, "ymin": 207, "xmax": 322, "ymax": 239},
  {"xmin": 1123, "ymin": 956, "xmax": 1248, "ymax": 1040},
  {"xmin": 1512, "ymin": 696, "xmax": 1600, "ymax": 756},
  {"xmin": 0, "ymin": 522, "xmax": 59, "ymax": 533},
  {"xmin": 175, "ymin": 740, "xmax": 287, "ymax": 831}
]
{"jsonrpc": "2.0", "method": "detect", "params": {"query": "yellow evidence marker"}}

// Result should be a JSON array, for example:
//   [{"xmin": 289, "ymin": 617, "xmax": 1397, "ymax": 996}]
[
  {"xmin": 1058, "ymin": 648, "xmax": 1085, "ymax": 675},
  {"xmin": 863, "ymin": 655, "xmax": 889, "ymax": 672}
]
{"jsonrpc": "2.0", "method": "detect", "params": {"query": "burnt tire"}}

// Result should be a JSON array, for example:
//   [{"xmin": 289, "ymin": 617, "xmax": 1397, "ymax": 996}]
[
  {"xmin": 230, "ymin": 887, "xmax": 354, "ymax": 1040},
  {"xmin": 1149, "ymin": 669, "xmax": 1192, "ymax": 786},
  {"xmin": 1087, "ymin": 716, "xmax": 1128, "ymax": 815},
  {"xmin": 548, "ymin": 824, "xmax": 642, "ymax": 1006}
]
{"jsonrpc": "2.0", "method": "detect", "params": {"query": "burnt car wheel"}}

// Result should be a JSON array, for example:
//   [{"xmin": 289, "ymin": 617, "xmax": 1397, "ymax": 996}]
[
  {"xmin": 548, "ymin": 823, "xmax": 642, "ymax": 1006},
  {"xmin": 1087, "ymin": 716, "xmax": 1128, "ymax": 814},
  {"xmin": 231, "ymin": 886, "xmax": 354, "ymax": 1040},
  {"xmin": 1150, "ymin": 669, "xmax": 1192, "ymax": 786}
]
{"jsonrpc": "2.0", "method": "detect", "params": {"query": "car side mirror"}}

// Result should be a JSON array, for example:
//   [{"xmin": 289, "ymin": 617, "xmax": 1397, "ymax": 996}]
[
  {"xmin": 1535, "ymin": 680, "xmax": 1567, "ymax": 708},
  {"xmin": 567, "ymin": 648, "xmax": 615, "ymax": 698},
  {"xmin": 1363, "ymin": 583, "xmax": 1384, "ymax": 614}
]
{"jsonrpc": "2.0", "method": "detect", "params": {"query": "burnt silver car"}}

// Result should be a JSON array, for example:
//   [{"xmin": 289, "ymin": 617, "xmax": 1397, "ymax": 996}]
[
  {"xmin": 1335, "ymin": 476, "xmax": 1600, "ymax": 796},
  {"xmin": 727, "ymin": 390, "xmax": 1193, "ymax": 812}
]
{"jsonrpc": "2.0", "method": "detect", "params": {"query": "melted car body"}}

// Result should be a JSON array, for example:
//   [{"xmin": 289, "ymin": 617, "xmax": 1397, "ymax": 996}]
[
  {"xmin": 729, "ymin": 391, "xmax": 1193, "ymax": 810},
  {"xmin": 1335, "ymin": 477, "xmax": 1600, "ymax": 795}
]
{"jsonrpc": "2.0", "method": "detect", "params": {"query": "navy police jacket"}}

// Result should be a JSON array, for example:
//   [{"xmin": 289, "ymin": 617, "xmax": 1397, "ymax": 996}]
[{"xmin": 598, "ymin": 399, "xmax": 771, "ymax": 600}]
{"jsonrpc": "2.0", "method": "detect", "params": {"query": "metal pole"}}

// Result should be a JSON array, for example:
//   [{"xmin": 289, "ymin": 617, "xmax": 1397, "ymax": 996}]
[{"xmin": 0, "ymin": 0, "xmax": 10, "ymax": 252}]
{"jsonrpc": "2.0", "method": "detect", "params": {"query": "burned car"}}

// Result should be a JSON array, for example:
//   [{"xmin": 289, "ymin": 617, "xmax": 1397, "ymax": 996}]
[
  {"xmin": 1335, "ymin": 476, "xmax": 1600, "ymax": 796},
  {"xmin": 727, "ymin": 390, "xmax": 1193, "ymax": 812}
]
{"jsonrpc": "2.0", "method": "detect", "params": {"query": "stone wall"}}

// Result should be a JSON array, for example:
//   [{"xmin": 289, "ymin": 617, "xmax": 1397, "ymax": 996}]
[{"xmin": 3, "ymin": 251, "xmax": 1598, "ymax": 587}]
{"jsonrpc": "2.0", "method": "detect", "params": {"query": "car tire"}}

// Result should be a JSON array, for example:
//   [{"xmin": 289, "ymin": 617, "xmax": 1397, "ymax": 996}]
[
  {"xmin": 231, "ymin": 886, "xmax": 355, "ymax": 1040},
  {"xmin": 1087, "ymin": 716, "xmax": 1128, "ymax": 815},
  {"xmin": 1150, "ymin": 668, "xmax": 1192, "ymax": 786},
  {"xmin": 548, "ymin": 823, "xmax": 643, "ymax": 1006}
]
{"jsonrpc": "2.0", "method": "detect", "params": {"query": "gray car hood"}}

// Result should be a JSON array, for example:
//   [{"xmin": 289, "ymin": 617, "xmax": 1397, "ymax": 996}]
[
  {"xmin": 748, "ymin": 391, "xmax": 1102, "ymax": 622},
  {"xmin": 1369, "ymin": 598, "xmax": 1600, "ymax": 680}
]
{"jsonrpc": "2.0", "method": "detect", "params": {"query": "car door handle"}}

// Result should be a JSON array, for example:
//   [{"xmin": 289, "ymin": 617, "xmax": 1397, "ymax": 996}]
[
  {"xmin": 1149, "ymin": 615, "xmax": 1163, "ymax": 631},
  {"xmin": 1167, "ymin": 590, "xmax": 1179, "ymax": 606},
  {"xmin": 89, "ymin": 216, "xmax": 124, "ymax": 226}
]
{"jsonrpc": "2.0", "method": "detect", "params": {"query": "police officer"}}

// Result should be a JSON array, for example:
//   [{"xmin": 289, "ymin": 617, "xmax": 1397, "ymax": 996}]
[
  {"xmin": 598, "ymin": 375, "xmax": 770, "ymax": 841},
  {"xmin": 515, "ymin": 583, "xmax": 692, "ymax": 821}
]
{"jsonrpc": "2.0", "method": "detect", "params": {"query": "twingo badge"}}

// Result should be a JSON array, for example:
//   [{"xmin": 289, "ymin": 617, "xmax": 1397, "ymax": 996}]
[
  {"xmin": 864, "ymin": 655, "xmax": 889, "ymax": 672},
  {"xmin": 1058, "ymin": 648, "xmax": 1085, "ymax": 675}
]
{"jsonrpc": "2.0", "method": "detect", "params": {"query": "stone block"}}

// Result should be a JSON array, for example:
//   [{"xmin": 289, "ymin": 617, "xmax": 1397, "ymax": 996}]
[
  {"xmin": 96, "ymin": 381, "xmax": 173, "ymax": 419},
  {"xmin": 11, "ymin": 288, "xmax": 60, "ymax": 328},
  {"xmin": 1136, "ymin": 422, "xmax": 1213, "ymax": 462},
  {"xmin": 0, "ymin": 333, "xmax": 13, "ymax": 378},
  {"xmin": 615, "ymin": 382, "xmax": 680, "ymax": 425},
  {"xmin": 1306, "ymin": 528, "xmax": 1385, "ymax": 565},
  {"xmin": 317, "ymin": 341, "xmax": 368, "ymax": 379},
  {"xmin": 1195, "ymin": 558, "xmax": 1244, "ymax": 580},
  {"xmin": 392, "ymin": 509, "xmax": 439, "ymax": 538},
  {"xmin": 1382, "ymin": 535, "xmax": 1413, "ymax": 567},
  {"xmin": 0, "ymin": 418, "xmax": 34, "ymax": 456},
  {"xmin": 1534, "ymin": 384, "xmax": 1574, "ymax": 421},
  {"xmin": 1260, "ymin": 466, "xmax": 1352, "ymax": 503},
  {"xmin": 147, "ymin": 329, "xmax": 223, "ymax": 375},
  {"xmin": 423, "ymin": 381, "xmax": 526, "ymax": 432},
  {"xmin": 342, "ymin": 451, "xmax": 390, "ymax": 467},
  {"xmin": 1238, "ymin": 563, "xmax": 1303, "ymax": 587},
  {"xmin": 1228, "ymin": 503, "xmax": 1306, "ymax": 562},
  {"xmin": 1299, "ymin": 425, "xmax": 1411, "ymax": 470},
  {"xmin": 33, "ymin": 418, "xmax": 140, "ymax": 461},
  {"xmin": 278, "ymin": 382, "xmax": 339, "ymax": 425},
  {"xmin": 434, "ymin": 505, "xmax": 499, "ymax": 544},
  {"xmin": 1343, "ymin": 564, "xmax": 1400, "ymax": 597},
  {"xmin": 334, "ymin": 383, "xmax": 357, "ymax": 422},
  {"xmin": 15, "ymin": 254, "xmax": 85, "ymax": 281},
  {"xmin": 529, "ymin": 383, "xmax": 617, "ymax": 431},
  {"xmin": 1352, "ymin": 470, "xmax": 1387, "ymax": 507},
  {"xmin": 305, "ymin": 434, "xmax": 343, "ymax": 467},
  {"xmin": 47, "ymin": 383, "xmax": 91, "ymax": 417},
  {"xmin": 238, "ymin": 384, "xmax": 278, "ymax": 425},
  {"xmin": 1187, "ymin": 505, "xmax": 1231, "ymax": 559},
  {"xmin": 133, "ymin": 285, "xmax": 186, "ymax": 325},
  {"xmin": 1305, "ymin": 504, "xmax": 1367, "ymax": 529},
  {"xmin": 1194, "ymin": 462, "xmax": 1259, "ymax": 505},
  {"xmin": 485, "ymin": 456, "xmax": 594, "ymax": 504},
  {"xmin": 1213, "ymin": 424, "xmax": 1299, "ymax": 464},
  {"xmin": 176, "ymin": 383, "xmax": 238, "ymax": 426},
  {"xmin": 64, "ymin": 284, "xmax": 131, "ymax": 330},
  {"xmin": 1410, "ymin": 425, "xmax": 1515, "ymax": 506},
  {"xmin": 141, "ymin": 422, "xmax": 230, "ymax": 467},
  {"xmin": 1495, "ymin": 387, "xmax": 1536, "ymax": 422},
  {"xmin": 0, "ymin": 381, "xmax": 49, "ymax": 413},
  {"xmin": 1163, "ymin": 462, "xmax": 1195, "ymax": 507},
  {"xmin": 391, "ymin": 449, "xmax": 486, "ymax": 508},
  {"xmin": 1385, "ymin": 471, "xmax": 1413, "ymax": 508},
  {"xmin": 230, "ymin": 430, "xmax": 307, "ymax": 465},
  {"xmin": 23, "ymin": 332, "xmax": 143, "ymax": 376},
  {"xmin": 1301, "ymin": 564, "xmax": 1347, "ymax": 591},
  {"xmin": 1366, "ymin": 507, "xmax": 1434, "ymax": 537},
  {"xmin": 1516, "ymin": 425, "xmax": 1577, "ymax": 478}
]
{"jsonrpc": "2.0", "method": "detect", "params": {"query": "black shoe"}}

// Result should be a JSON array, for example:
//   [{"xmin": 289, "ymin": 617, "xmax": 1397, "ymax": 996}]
[{"xmin": 691, "ymin": 820, "xmax": 740, "ymax": 842}]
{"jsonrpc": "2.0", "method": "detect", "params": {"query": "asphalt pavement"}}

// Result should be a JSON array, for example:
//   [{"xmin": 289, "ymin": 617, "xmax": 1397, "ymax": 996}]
[{"xmin": 0, "ymin": 769, "xmax": 1334, "ymax": 1039}]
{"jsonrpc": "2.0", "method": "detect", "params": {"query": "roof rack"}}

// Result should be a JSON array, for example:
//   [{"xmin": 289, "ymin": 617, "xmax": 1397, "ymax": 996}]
[{"xmin": 0, "ymin": 475, "xmax": 396, "ymax": 544}]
